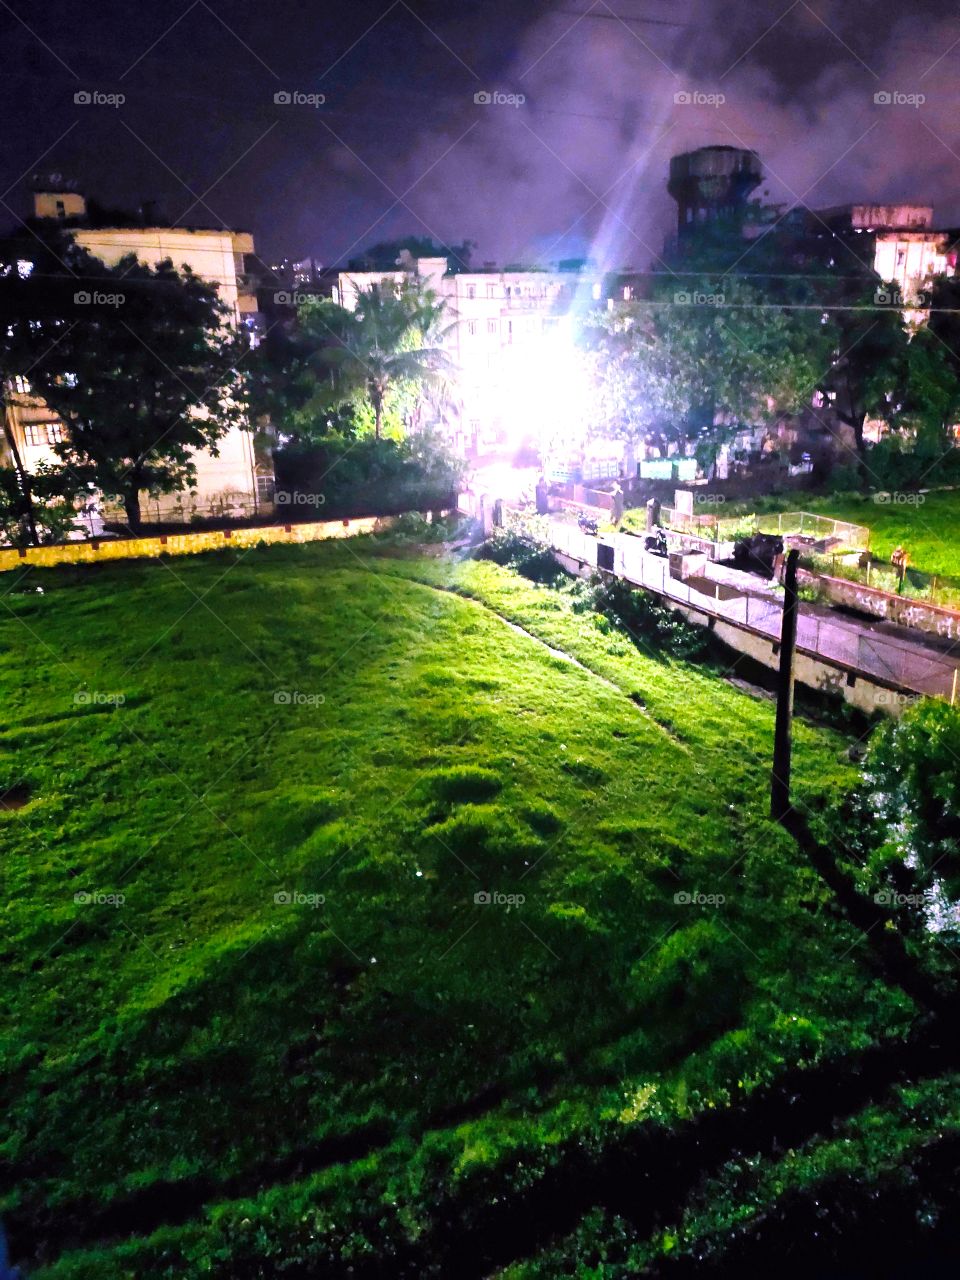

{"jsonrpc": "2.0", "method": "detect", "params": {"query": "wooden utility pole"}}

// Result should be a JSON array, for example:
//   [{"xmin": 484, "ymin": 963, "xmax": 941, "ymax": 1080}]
[{"xmin": 771, "ymin": 549, "xmax": 800, "ymax": 821}]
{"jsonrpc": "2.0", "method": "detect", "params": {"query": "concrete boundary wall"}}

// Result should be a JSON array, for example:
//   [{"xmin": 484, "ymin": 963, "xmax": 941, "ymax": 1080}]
[
  {"xmin": 0, "ymin": 516, "xmax": 398, "ymax": 574},
  {"xmin": 798, "ymin": 567, "xmax": 960, "ymax": 643}
]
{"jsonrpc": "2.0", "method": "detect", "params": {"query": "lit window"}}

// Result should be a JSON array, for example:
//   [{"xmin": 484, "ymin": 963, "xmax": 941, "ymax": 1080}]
[
  {"xmin": 16, "ymin": 259, "xmax": 33, "ymax": 279},
  {"xmin": 48, "ymin": 423, "xmax": 64, "ymax": 443},
  {"xmin": 13, "ymin": 375, "xmax": 30, "ymax": 394}
]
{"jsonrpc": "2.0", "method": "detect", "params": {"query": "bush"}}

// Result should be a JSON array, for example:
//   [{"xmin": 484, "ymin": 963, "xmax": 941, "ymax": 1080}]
[
  {"xmin": 578, "ymin": 575, "xmax": 711, "ymax": 661},
  {"xmin": 477, "ymin": 530, "xmax": 565, "ymax": 585},
  {"xmin": 273, "ymin": 430, "xmax": 464, "ymax": 520}
]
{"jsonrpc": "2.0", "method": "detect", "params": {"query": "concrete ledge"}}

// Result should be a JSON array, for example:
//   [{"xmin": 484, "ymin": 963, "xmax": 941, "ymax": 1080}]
[{"xmin": 0, "ymin": 516, "xmax": 396, "ymax": 574}]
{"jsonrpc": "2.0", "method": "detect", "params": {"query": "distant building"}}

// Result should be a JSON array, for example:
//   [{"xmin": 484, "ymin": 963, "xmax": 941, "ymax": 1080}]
[
  {"xmin": 813, "ymin": 203, "xmax": 956, "ymax": 308},
  {"xmin": 335, "ymin": 255, "xmax": 639, "ymax": 457},
  {"xmin": 3, "ymin": 187, "xmax": 274, "ymax": 525}
]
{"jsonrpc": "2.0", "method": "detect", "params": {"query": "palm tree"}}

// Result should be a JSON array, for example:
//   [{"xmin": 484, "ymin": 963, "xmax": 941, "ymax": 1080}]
[{"xmin": 307, "ymin": 281, "xmax": 454, "ymax": 439}]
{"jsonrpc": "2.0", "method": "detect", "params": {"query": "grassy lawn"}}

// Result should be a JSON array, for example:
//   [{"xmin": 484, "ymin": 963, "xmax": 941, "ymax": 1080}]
[
  {"xmin": 622, "ymin": 488, "xmax": 960, "ymax": 580},
  {"xmin": 0, "ymin": 538, "xmax": 924, "ymax": 1277}
]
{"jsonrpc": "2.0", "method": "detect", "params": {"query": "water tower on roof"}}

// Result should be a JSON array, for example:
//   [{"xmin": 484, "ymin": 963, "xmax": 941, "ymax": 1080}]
[{"xmin": 668, "ymin": 146, "xmax": 762, "ymax": 235}]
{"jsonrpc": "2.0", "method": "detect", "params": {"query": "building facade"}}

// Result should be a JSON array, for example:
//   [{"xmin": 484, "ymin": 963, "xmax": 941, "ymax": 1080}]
[
  {"xmin": 3, "ymin": 189, "xmax": 270, "ymax": 527},
  {"xmin": 334, "ymin": 256, "xmax": 623, "ymax": 459}
]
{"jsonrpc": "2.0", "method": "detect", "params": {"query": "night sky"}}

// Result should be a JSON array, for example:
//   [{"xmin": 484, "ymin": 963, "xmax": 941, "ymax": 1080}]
[{"xmin": 2, "ymin": 0, "xmax": 959, "ymax": 268}]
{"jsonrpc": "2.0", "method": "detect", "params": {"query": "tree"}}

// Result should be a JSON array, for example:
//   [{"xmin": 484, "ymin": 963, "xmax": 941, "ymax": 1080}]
[
  {"xmin": 0, "ymin": 228, "xmax": 86, "ymax": 544},
  {"xmin": 813, "ymin": 285, "xmax": 910, "ymax": 483},
  {"xmin": 585, "ymin": 273, "xmax": 819, "ymax": 469},
  {"xmin": 347, "ymin": 236, "xmax": 475, "ymax": 273},
  {"xmin": 303, "ymin": 280, "xmax": 453, "ymax": 440},
  {"xmin": 29, "ymin": 253, "xmax": 243, "ymax": 532}
]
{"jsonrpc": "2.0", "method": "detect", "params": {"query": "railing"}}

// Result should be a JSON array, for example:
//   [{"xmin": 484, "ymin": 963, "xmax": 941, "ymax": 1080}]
[{"xmin": 547, "ymin": 521, "xmax": 959, "ymax": 704}]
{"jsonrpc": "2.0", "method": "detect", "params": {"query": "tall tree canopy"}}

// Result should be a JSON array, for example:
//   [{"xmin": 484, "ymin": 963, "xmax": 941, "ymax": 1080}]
[{"xmin": 27, "ymin": 251, "xmax": 244, "ymax": 531}]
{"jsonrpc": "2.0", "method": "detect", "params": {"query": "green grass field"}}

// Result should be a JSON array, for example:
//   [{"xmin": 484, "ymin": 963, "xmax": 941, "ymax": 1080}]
[
  {"xmin": 801, "ymin": 489, "xmax": 960, "ymax": 578},
  {"xmin": 622, "ymin": 487, "xmax": 960, "ymax": 587},
  {"xmin": 0, "ymin": 538, "xmax": 931, "ymax": 1276}
]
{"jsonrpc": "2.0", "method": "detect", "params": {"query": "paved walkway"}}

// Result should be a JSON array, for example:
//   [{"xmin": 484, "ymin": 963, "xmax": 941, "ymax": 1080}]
[{"xmin": 549, "ymin": 522, "xmax": 960, "ymax": 702}]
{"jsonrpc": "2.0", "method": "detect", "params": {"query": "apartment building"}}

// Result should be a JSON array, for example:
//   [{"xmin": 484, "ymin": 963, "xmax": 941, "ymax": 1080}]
[
  {"xmin": 3, "ymin": 187, "xmax": 271, "ymax": 525},
  {"xmin": 335, "ymin": 255, "xmax": 621, "ymax": 457}
]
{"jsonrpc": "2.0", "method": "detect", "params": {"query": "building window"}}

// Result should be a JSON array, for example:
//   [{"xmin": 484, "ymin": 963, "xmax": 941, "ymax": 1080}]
[
  {"xmin": 55, "ymin": 200, "xmax": 65, "ymax": 218},
  {"xmin": 12, "ymin": 375, "xmax": 30, "ymax": 394},
  {"xmin": 24, "ymin": 423, "xmax": 61, "ymax": 447},
  {"xmin": 487, "ymin": 318, "xmax": 497, "ymax": 334},
  {"xmin": 467, "ymin": 321, "xmax": 477, "ymax": 336},
  {"xmin": 467, "ymin": 284, "xmax": 476, "ymax": 299},
  {"xmin": 256, "ymin": 475, "xmax": 275, "ymax": 503},
  {"xmin": 486, "ymin": 284, "xmax": 496, "ymax": 298}
]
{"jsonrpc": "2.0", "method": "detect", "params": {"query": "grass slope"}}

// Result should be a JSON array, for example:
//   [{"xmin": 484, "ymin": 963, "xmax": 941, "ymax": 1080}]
[{"xmin": 0, "ymin": 539, "xmax": 913, "ymax": 1277}]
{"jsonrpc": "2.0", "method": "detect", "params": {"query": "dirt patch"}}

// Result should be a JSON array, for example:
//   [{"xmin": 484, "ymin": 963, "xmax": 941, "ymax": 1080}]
[{"xmin": 0, "ymin": 782, "xmax": 33, "ymax": 811}]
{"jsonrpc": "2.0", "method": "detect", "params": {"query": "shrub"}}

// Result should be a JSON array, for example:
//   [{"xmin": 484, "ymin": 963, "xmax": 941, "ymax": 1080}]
[
  {"xmin": 579, "ymin": 576, "xmax": 711, "ymax": 662},
  {"xmin": 476, "ymin": 531, "xmax": 565, "ymax": 585},
  {"xmin": 273, "ymin": 431, "xmax": 464, "ymax": 520}
]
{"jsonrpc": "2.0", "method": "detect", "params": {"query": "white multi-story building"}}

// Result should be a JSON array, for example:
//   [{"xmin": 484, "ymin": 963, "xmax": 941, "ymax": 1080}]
[
  {"xmin": 3, "ymin": 188, "xmax": 270, "ymax": 526},
  {"xmin": 817, "ymin": 204, "xmax": 956, "ymax": 309},
  {"xmin": 335, "ymin": 255, "xmax": 616, "ymax": 458}
]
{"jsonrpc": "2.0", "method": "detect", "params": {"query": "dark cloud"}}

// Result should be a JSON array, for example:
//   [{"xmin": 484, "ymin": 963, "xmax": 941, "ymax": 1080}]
[{"xmin": 1, "ymin": 0, "xmax": 959, "ymax": 265}]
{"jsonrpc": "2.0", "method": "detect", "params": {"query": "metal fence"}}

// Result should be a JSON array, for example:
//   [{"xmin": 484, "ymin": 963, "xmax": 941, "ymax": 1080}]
[{"xmin": 548, "ymin": 521, "xmax": 958, "ymax": 703}]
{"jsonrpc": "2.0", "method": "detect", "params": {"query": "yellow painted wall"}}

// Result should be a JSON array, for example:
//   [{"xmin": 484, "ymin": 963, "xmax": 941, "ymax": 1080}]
[{"xmin": 0, "ymin": 517, "xmax": 395, "ymax": 574}]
